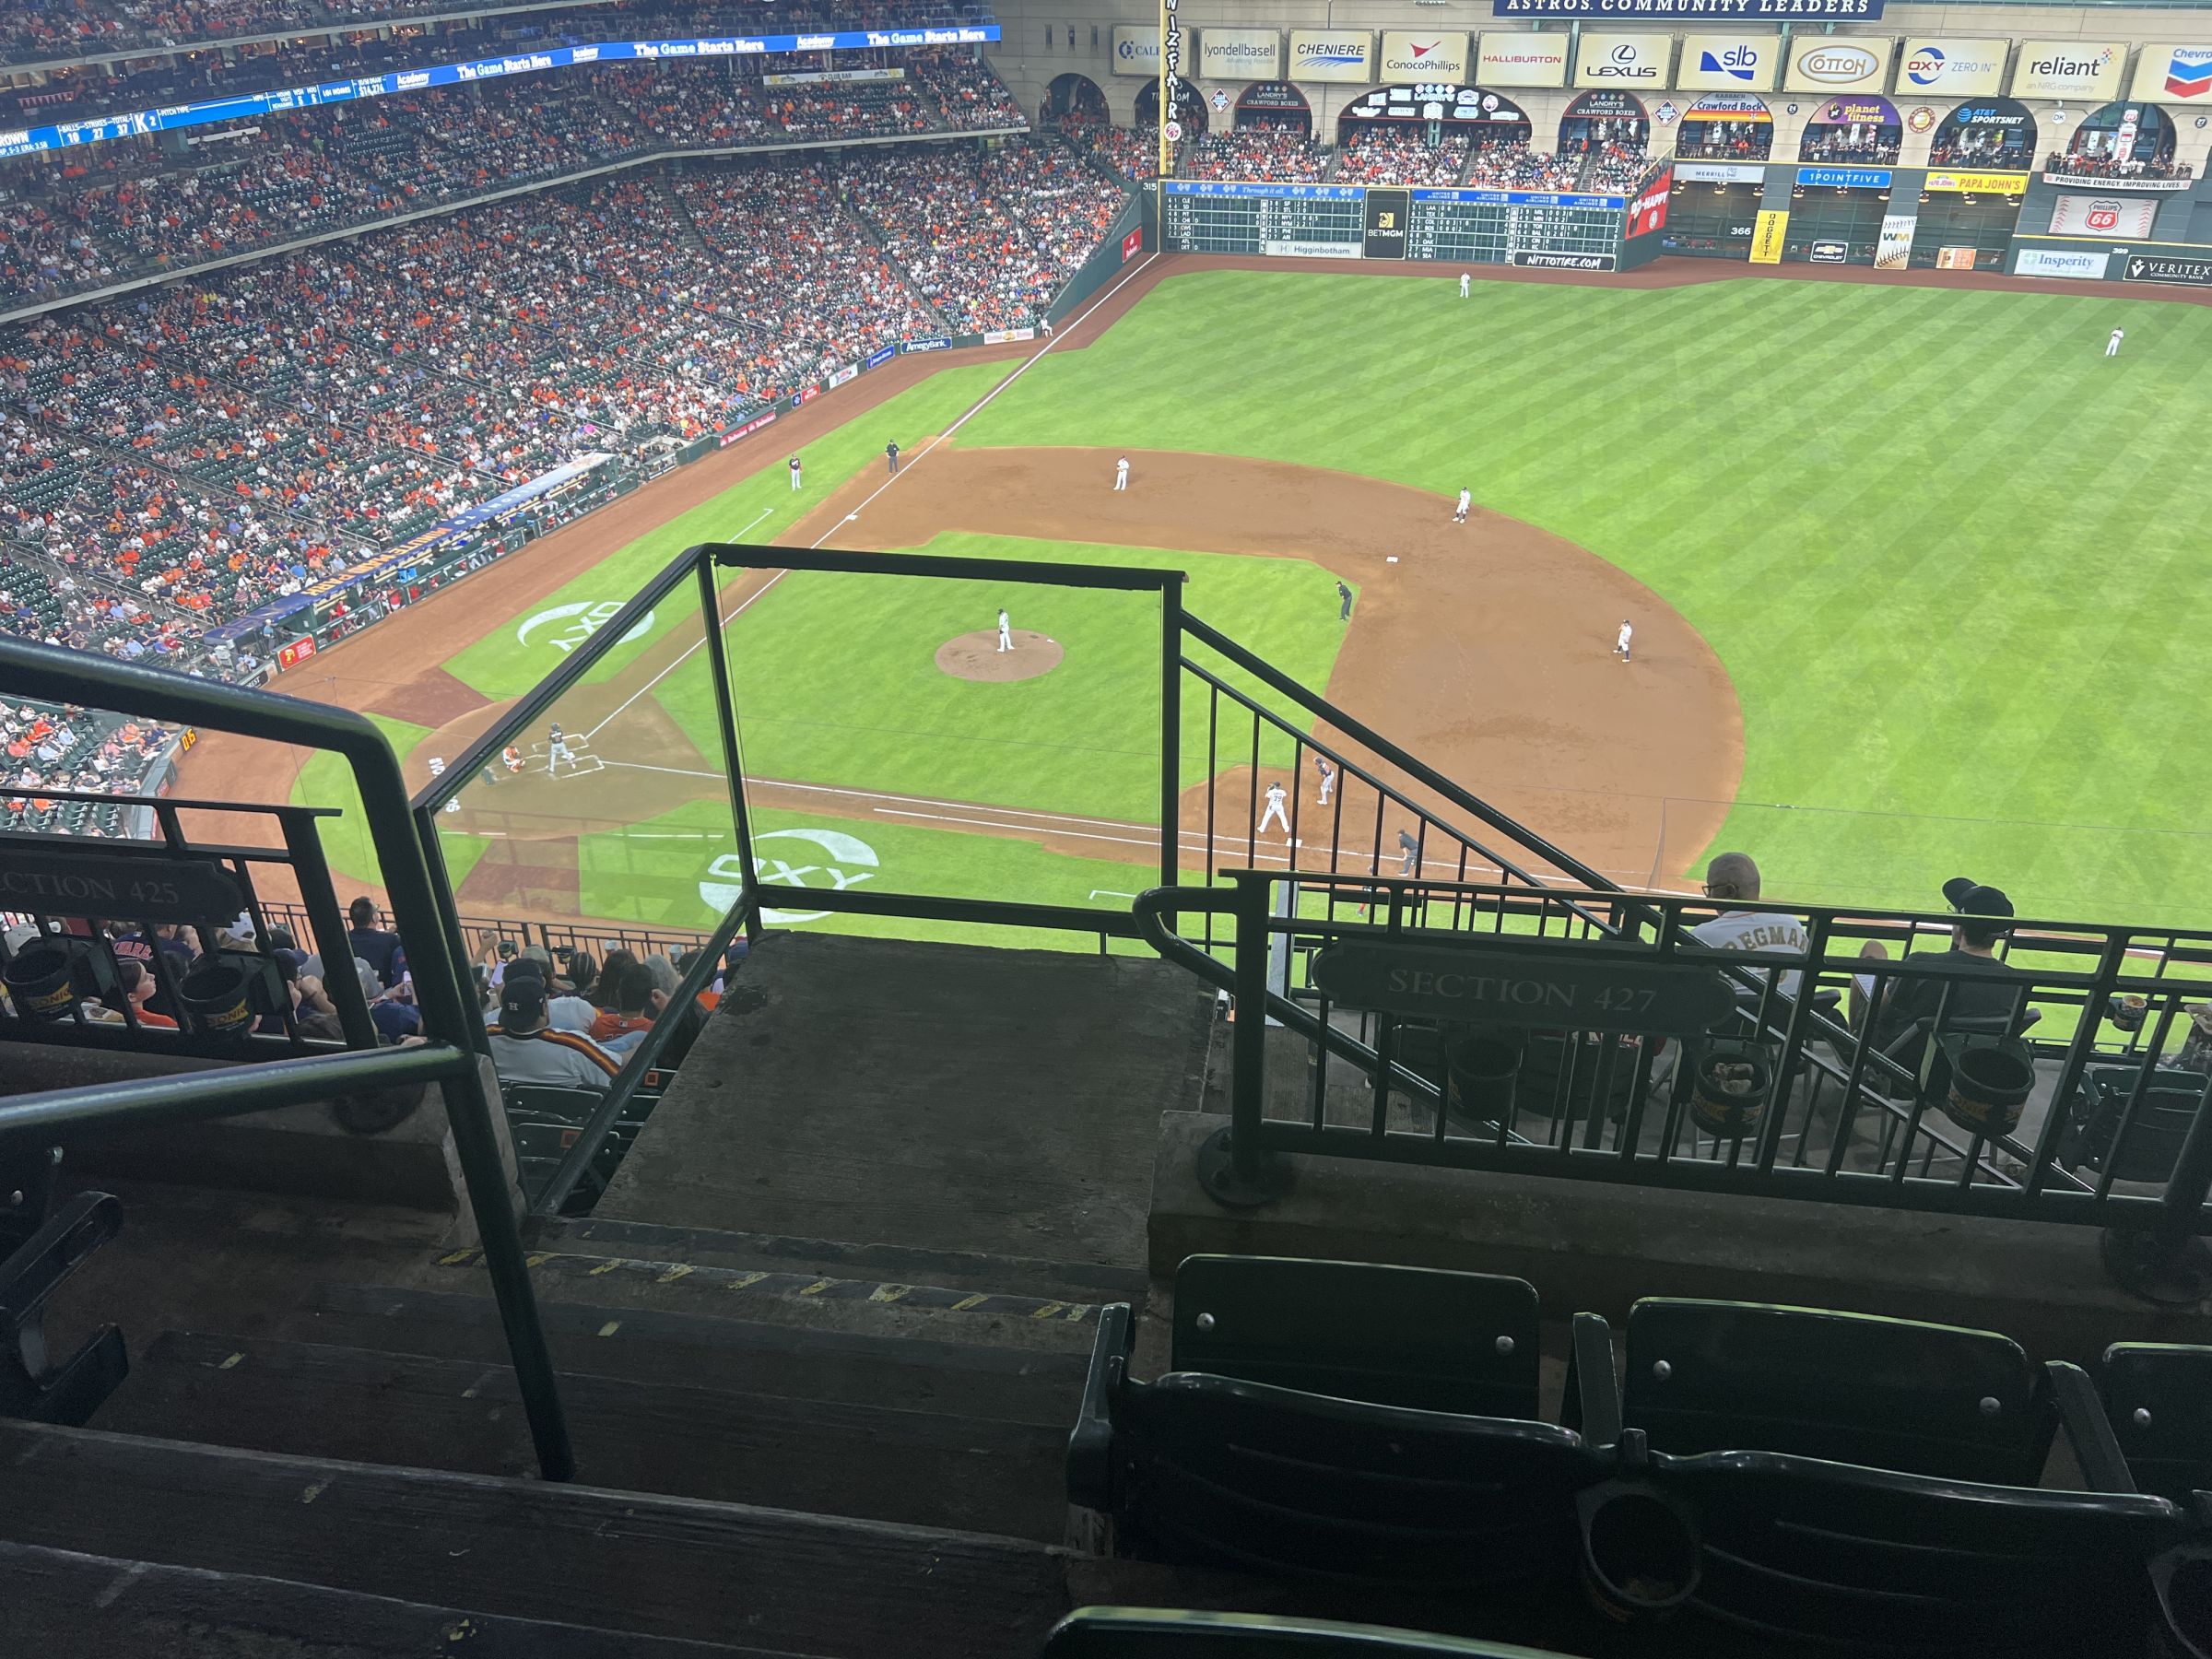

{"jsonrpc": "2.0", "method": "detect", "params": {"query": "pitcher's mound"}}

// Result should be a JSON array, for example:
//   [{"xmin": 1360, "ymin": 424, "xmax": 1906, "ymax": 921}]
[{"xmin": 936, "ymin": 629, "xmax": 1064, "ymax": 682}]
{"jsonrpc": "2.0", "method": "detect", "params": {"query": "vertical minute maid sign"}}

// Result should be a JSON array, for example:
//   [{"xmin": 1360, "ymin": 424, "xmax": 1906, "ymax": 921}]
[{"xmin": 1158, "ymin": 0, "xmax": 1182, "ymax": 173}]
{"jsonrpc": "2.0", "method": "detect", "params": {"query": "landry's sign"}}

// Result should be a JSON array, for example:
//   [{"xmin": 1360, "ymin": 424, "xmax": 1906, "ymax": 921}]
[{"xmin": 1309, "ymin": 940, "xmax": 1735, "ymax": 1034}]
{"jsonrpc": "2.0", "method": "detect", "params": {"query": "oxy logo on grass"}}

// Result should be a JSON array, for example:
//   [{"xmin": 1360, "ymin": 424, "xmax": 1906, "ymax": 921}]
[
  {"xmin": 516, "ymin": 600, "xmax": 657, "ymax": 654},
  {"xmin": 700, "ymin": 828, "xmax": 879, "ymax": 925}
]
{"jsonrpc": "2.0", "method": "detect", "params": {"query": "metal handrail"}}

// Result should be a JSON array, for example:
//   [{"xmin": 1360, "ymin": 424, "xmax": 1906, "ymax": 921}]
[{"xmin": 0, "ymin": 635, "xmax": 574, "ymax": 1480}]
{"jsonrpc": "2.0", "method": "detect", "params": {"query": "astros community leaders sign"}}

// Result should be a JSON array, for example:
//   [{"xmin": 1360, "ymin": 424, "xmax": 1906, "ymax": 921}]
[{"xmin": 1492, "ymin": 0, "xmax": 1883, "ymax": 17}]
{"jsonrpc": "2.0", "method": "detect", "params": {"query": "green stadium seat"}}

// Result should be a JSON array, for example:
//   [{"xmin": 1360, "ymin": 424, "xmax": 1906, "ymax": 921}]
[
  {"xmin": 2100, "ymin": 1344, "xmax": 2212, "ymax": 1501},
  {"xmin": 1170, "ymin": 1256, "xmax": 1538, "ymax": 1418},
  {"xmin": 1575, "ymin": 1299, "xmax": 2183, "ymax": 1655},
  {"xmin": 1606, "ymin": 1298, "xmax": 2056, "ymax": 1484},
  {"xmin": 1041, "ymin": 1609, "xmax": 1576, "ymax": 1658},
  {"xmin": 2063, "ymin": 1070, "xmax": 2211, "ymax": 1186},
  {"xmin": 1069, "ymin": 1263, "xmax": 1607, "ymax": 1592}
]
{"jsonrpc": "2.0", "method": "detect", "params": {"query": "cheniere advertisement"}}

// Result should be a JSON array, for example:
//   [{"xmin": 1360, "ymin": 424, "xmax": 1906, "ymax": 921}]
[{"xmin": 1288, "ymin": 29, "xmax": 1374, "ymax": 83}]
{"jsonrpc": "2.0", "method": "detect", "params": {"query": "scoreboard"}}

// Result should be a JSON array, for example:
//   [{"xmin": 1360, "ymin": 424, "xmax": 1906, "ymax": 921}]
[
  {"xmin": 1159, "ymin": 182, "xmax": 1366, "ymax": 258},
  {"xmin": 1161, "ymin": 180, "xmax": 1626, "ymax": 269}
]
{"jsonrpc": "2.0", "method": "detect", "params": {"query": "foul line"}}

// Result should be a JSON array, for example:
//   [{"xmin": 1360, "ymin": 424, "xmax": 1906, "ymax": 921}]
[{"xmin": 582, "ymin": 251, "xmax": 1161, "ymax": 746}]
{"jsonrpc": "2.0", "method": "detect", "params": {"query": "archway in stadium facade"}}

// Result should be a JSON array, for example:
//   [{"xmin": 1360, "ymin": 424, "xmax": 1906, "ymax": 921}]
[
  {"xmin": 1675, "ymin": 93, "xmax": 1771, "ymax": 161},
  {"xmin": 1797, "ymin": 95, "xmax": 1900, "ymax": 166},
  {"xmin": 1928, "ymin": 98, "xmax": 2036, "ymax": 171},
  {"xmin": 1334, "ymin": 84, "xmax": 1531, "ymax": 151},
  {"xmin": 1042, "ymin": 72, "xmax": 1109, "ymax": 125},
  {"xmin": 1559, "ymin": 90, "xmax": 1647, "ymax": 158},
  {"xmin": 1135, "ymin": 77, "xmax": 1210, "ymax": 135},
  {"xmin": 1232, "ymin": 81, "xmax": 1310, "ymax": 134},
  {"xmin": 2065, "ymin": 101, "xmax": 2178, "ymax": 169}
]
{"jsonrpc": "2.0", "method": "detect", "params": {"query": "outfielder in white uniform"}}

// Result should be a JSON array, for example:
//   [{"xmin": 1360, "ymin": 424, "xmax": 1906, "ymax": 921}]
[
  {"xmin": 548, "ymin": 722, "xmax": 574, "ymax": 771},
  {"xmin": 1453, "ymin": 488, "xmax": 1472, "ymax": 524},
  {"xmin": 1114, "ymin": 456, "xmax": 1129, "ymax": 491},
  {"xmin": 1258, "ymin": 781, "xmax": 1291, "ymax": 836},
  {"xmin": 996, "ymin": 608, "xmax": 1013, "ymax": 653},
  {"xmin": 2107, "ymin": 327, "xmax": 2124, "ymax": 358},
  {"xmin": 1614, "ymin": 619, "xmax": 1633, "ymax": 664},
  {"xmin": 1460, "ymin": 272, "xmax": 1471, "ymax": 299}
]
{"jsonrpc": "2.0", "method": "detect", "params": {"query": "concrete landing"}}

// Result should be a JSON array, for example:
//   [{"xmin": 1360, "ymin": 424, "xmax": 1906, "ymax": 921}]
[{"xmin": 601, "ymin": 935, "xmax": 1214, "ymax": 1271}]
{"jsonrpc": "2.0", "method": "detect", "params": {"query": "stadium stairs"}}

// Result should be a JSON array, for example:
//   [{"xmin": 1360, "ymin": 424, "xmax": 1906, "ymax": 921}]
[{"xmin": 0, "ymin": 932, "xmax": 1357, "ymax": 1656}]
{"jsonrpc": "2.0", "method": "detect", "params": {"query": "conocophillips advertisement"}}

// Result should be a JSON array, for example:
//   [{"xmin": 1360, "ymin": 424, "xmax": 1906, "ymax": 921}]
[
  {"xmin": 1749, "ymin": 209, "xmax": 1788, "ymax": 264},
  {"xmin": 2048, "ymin": 194, "xmax": 2158, "ymax": 237},
  {"xmin": 1379, "ymin": 31, "xmax": 1468, "ymax": 84},
  {"xmin": 1288, "ymin": 29, "xmax": 1373, "ymax": 82},
  {"xmin": 1111, "ymin": 24, "xmax": 1159, "ymax": 76},
  {"xmin": 1783, "ymin": 36, "xmax": 1891, "ymax": 94},
  {"xmin": 1896, "ymin": 38, "xmax": 2007, "ymax": 96},
  {"xmin": 2009, "ymin": 41, "xmax": 2127, "ymax": 101},
  {"xmin": 1574, "ymin": 32, "xmax": 1671, "ymax": 89},
  {"xmin": 1675, "ymin": 35, "xmax": 1778, "ymax": 93},
  {"xmin": 1476, "ymin": 31, "xmax": 1570, "ymax": 87},
  {"xmin": 1197, "ymin": 27, "xmax": 1279, "ymax": 81},
  {"xmin": 2133, "ymin": 43, "xmax": 2212, "ymax": 104}
]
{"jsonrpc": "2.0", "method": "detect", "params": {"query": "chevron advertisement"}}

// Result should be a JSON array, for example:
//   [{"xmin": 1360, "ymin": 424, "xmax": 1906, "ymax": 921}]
[
  {"xmin": 1897, "ymin": 39, "xmax": 2007, "ymax": 96},
  {"xmin": 2131, "ymin": 44, "xmax": 2212, "ymax": 104},
  {"xmin": 1380, "ymin": 32, "xmax": 1469, "ymax": 83},
  {"xmin": 1677, "ymin": 35, "xmax": 1778, "ymax": 93},
  {"xmin": 1575, "ymin": 32, "xmax": 1672, "ymax": 89},
  {"xmin": 1288, "ymin": 29, "xmax": 1374, "ymax": 83},
  {"xmin": 1476, "ymin": 31, "xmax": 1570, "ymax": 88},
  {"xmin": 2009, "ymin": 41, "xmax": 2127, "ymax": 101}
]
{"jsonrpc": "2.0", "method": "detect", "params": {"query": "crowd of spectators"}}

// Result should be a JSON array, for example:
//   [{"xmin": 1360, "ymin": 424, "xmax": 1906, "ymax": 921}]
[
  {"xmin": 1334, "ymin": 126, "xmax": 1468, "ymax": 187},
  {"xmin": 1927, "ymin": 140, "xmax": 2029, "ymax": 170},
  {"xmin": 1061, "ymin": 116, "xmax": 1163, "ymax": 183},
  {"xmin": 2045, "ymin": 147, "xmax": 2194, "ymax": 182},
  {"xmin": 1582, "ymin": 143, "xmax": 1646, "ymax": 194},
  {"xmin": 1798, "ymin": 128, "xmax": 1900, "ymax": 166},
  {"xmin": 1674, "ymin": 124, "xmax": 1770, "ymax": 162},
  {"xmin": 1463, "ymin": 141, "xmax": 1579, "ymax": 192},
  {"xmin": 1182, "ymin": 122, "xmax": 1326, "ymax": 184}
]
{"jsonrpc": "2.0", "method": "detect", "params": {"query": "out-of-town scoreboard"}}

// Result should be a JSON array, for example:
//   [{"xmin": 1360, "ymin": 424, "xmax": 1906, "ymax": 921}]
[{"xmin": 1161, "ymin": 181, "xmax": 1628, "ymax": 268}]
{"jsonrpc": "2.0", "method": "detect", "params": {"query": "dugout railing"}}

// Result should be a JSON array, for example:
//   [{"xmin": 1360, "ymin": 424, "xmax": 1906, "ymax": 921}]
[{"xmin": 0, "ymin": 634, "xmax": 578, "ymax": 1479}]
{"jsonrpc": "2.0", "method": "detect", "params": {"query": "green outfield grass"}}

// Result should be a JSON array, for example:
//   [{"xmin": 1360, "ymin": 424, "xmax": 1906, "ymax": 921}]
[
  {"xmin": 294, "ymin": 712, "xmax": 493, "ymax": 897},
  {"xmin": 959, "ymin": 269, "xmax": 2212, "ymax": 926}
]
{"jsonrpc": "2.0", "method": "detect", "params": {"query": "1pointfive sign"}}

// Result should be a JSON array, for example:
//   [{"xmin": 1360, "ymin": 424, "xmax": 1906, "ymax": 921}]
[{"xmin": 699, "ymin": 829, "xmax": 880, "ymax": 925}]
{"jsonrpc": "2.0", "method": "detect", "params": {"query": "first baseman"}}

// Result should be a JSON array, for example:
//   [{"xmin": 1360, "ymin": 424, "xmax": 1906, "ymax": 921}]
[
  {"xmin": 1258, "ymin": 781, "xmax": 1291, "ymax": 835},
  {"xmin": 1315, "ymin": 756, "xmax": 1336, "ymax": 806}
]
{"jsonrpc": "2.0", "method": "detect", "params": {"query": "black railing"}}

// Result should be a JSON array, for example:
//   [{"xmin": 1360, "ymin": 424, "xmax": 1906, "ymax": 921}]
[
  {"xmin": 1136, "ymin": 871, "xmax": 2212, "ymax": 1260},
  {"xmin": 0, "ymin": 635, "xmax": 574, "ymax": 1479}
]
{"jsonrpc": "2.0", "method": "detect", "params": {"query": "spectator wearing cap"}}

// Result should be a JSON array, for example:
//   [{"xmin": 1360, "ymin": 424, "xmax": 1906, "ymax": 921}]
[
  {"xmin": 487, "ymin": 974, "xmax": 619, "ymax": 1092},
  {"xmin": 1854, "ymin": 877, "xmax": 2029, "ymax": 1056},
  {"xmin": 497, "ymin": 953, "xmax": 597, "ymax": 1034},
  {"xmin": 1689, "ymin": 852, "xmax": 1807, "ymax": 1003}
]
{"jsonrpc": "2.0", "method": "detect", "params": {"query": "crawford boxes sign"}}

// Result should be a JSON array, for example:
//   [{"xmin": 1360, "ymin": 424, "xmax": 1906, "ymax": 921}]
[{"xmin": 1310, "ymin": 940, "xmax": 1735, "ymax": 1034}]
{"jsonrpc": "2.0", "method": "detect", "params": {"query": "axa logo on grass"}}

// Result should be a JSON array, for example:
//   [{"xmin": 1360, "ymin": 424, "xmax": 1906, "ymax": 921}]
[
  {"xmin": 1700, "ymin": 43, "xmax": 1759, "ymax": 80},
  {"xmin": 515, "ymin": 600, "xmax": 657, "ymax": 654},
  {"xmin": 700, "ymin": 829, "xmax": 877, "ymax": 926}
]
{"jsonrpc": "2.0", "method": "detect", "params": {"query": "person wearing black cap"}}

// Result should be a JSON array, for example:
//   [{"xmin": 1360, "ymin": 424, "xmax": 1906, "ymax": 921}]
[
  {"xmin": 1853, "ymin": 877, "xmax": 2028, "ymax": 1062},
  {"xmin": 487, "ymin": 973, "xmax": 620, "ymax": 1092}
]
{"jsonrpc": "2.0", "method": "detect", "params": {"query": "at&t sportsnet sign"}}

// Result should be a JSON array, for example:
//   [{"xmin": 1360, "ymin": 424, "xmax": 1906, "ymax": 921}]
[{"xmin": 1494, "ymin": 0, "xmax": 1881, "ymax": 16}]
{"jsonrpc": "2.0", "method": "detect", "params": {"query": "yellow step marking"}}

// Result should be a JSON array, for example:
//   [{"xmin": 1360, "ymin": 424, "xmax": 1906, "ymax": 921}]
[
  {"xmin": 869, "ymin": 1285, "xmax": 913, "ymax": 1304},
  {"xmin": 951, "ymin": 1294, "xmax": 988, "ymax": 1312},
  {"xmin": 797, "ymin": 1278, "xmax": 834, "ymax": 1297},
  {"xmin": 1030, "ymin": 1302, "xmax": 1065, "ymax": 1320},
  {"xmin": 725, "ymin": 1271, "xmax": 771, "ymax": 1290},
  {"xmin": 596, "ymin": 1321, "xmax": 622, "ymax": 1337}
]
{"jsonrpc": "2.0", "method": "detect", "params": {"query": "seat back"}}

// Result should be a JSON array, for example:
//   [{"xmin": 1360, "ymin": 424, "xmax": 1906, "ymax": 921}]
[
  {"xmin": 1664, "ymin": 1450, "xmax": 2178, "ymax": 1656},
  {"xmin": 2067, "ymin": 1074, "xmax": 2207, "ymax": 1184},
  {"xmin": 1622, "ymin": 1299, "xmax": 2053, "ymax": 1485},
  {"xmin": 1117, "ymin": 1373, "xmax": 1602, "ymax": 1588},
  {"xmin": 1172, "ymin": 1256, "xmax": 1539, "ymax": 1418},
  {"xmin": 1041, "ymin": 1607, "xmax": 1577, "ymax": 1658},
  {"xmin": 2101, "ymin": 1344, "xmax": 2212, "ymax": 1501}
]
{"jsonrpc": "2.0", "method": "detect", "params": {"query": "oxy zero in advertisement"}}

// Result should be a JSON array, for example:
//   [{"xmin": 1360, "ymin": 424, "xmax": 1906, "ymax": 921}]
[{"xmin": 1749, "ymin": 209, "xmax": 1788, "ymax": 265}]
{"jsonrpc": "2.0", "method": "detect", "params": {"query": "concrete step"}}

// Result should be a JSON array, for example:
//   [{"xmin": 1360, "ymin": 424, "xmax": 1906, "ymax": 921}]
[
  {"xmin": 0, "ymin": 1539, "xmax": 770, "ymax": 1659},
  {"xmin": 285, "ymin": 1280, "xmax": 1088, "ymax": 1426},
  {"xmin": 0, "ymin": 1420, "xmax": 1076, "ymax": 1658},
  {"xmin": 97, "ymin": 1331, "xmax": 1070, "ymax": 1541}
]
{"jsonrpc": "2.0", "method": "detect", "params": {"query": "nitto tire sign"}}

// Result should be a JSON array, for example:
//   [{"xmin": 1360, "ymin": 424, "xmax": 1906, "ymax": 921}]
[
  {"xmin": 1507, "ymin": 251, "xmax": 1617, "ymax": 270},
  {"xmin": 2123, "ymin": 253, "xmax": 2212, "ymax": 287}
]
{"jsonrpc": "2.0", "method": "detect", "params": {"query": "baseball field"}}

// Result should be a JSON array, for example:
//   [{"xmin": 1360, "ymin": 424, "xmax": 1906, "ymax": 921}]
[{"xmin": 200, "ymin": 255, "xmax": 2212, "ymax": 940}]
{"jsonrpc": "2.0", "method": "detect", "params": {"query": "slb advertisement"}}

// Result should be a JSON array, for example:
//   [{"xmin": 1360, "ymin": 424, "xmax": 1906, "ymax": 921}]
[{"xmin": 1676, "ymin": 35, "xmax": 1776, "ymax": 92}]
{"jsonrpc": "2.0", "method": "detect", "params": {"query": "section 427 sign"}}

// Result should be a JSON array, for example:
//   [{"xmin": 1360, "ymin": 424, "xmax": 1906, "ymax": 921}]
[{"xmin": 2122, "ymin": 253, "xmax": 2212, "ymax": 287}]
